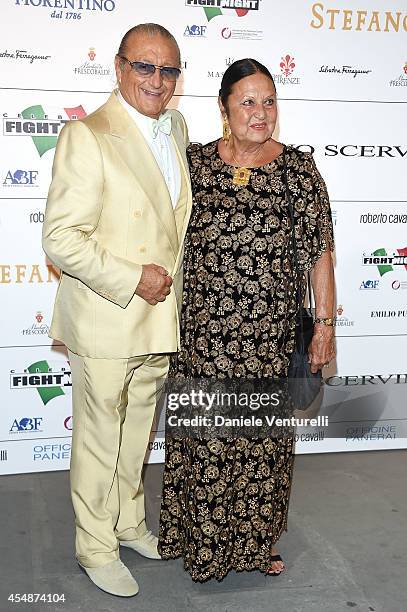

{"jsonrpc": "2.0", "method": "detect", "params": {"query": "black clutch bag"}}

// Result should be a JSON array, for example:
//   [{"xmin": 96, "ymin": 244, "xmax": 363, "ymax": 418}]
[
  {"xmin": 287, "ymin": 306, "xmax": 322, "ymax": 410},
  {"xmin": 283, "ymin": 150, "xmax": 322, "ymax": 410}
]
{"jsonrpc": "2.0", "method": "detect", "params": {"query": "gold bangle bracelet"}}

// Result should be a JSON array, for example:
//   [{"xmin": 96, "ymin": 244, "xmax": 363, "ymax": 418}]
[{"xmin": 314, "ymin": 317, "xmax": 335, "ymax": 326}]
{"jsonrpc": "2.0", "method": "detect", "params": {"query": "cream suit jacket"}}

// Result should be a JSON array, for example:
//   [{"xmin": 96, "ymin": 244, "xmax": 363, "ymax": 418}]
[{"xmin": 42, "ymin": 91, "xmax": 192, "ymax": 359}]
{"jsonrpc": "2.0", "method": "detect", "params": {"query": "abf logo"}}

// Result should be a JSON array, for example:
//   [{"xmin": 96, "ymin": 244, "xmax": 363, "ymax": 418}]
[
  {"xmin": 10, "ymin": 360, "xmax": 71, "ymax": 405},
  {"xmin": 10, "ymin": 417, "xmax": 43, "ymax": 434},
  {"xmin": 359, "ymin": 280, "xmax": 379, "ymax": 290},
  {"xmin": 3, "ymin": 104, "xmax": 87, "ymax": 157},
  {"xmin": 185, "ymin": 0, "xmax": 261, "ymax": 21},
  {"xmin": 184, "ymin": 24, "xmax": 207, "ymax": 36},
  {"xmin": 3, "ymin": 170, "xmax": 38, "ymax": 187}
]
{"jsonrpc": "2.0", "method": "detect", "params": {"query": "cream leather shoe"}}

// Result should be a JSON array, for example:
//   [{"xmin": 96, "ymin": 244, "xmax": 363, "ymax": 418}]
[
  {"xmin": 120, "ymin": 530, "xmax": 162, "ymax": 560},
  {"xmin": 78, "ymin": 559, "xmax": 139, "ymax": 597}
]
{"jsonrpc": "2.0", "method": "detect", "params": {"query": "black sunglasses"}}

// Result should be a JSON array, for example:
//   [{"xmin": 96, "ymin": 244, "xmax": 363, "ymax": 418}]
[{"xmin": 118, "ymin": 56, "xmax": 181, "ymax": 82}]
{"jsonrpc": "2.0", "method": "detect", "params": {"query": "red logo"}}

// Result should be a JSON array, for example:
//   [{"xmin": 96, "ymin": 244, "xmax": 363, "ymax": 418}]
[
  {"xmin": 280, "ymin": 54, "xmax": 296, "ymax": 77},
  {"xmin": 221, "ymin": 27, "xmax": 232, "ymax": 39},
  {"xmin": 35, "ymin": 311, "xmax": 43, "ymax": 323},
  {"xmin": 404, "ymin": 62, "xmax": 407, "ymax": 75},
  {"xmin": 88, "ymin": 47, "xmax": 96, "ymax": 61}
]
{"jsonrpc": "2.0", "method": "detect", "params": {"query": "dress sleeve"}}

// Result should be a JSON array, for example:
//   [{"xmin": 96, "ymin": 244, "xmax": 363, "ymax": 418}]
[
  {"xmin": 294, "ymin": 152, "xmax": 335, "ymax": 271},
  {"xmin": 186, "ymin": 142, "xmax": 202, "ymax": 167},
  {"xmin": 186, "ymin": 142, "xmax": 203, "ymax": 192}
]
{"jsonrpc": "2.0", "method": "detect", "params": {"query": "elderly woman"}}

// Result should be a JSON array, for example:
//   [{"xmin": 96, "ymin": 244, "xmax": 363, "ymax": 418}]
[{"xmin": 158, "ymin": 59, "xmax": 335, "ymax": 581}]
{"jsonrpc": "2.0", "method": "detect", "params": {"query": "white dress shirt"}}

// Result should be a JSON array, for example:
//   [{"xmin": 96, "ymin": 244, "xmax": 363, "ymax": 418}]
[{"xmin": 117, "ymin": 91, "xmax": 181, "ymax": 209}]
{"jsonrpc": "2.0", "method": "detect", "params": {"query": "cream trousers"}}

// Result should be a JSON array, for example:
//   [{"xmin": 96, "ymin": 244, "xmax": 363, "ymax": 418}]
[{"xmin": 68, "ymin": 350, "xmax": 169, "ymax": 568}]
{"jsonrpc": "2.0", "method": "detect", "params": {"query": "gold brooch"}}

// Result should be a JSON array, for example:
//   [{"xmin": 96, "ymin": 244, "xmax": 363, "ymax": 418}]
[{"xmin": 232, "ymin": 166, "xmax": 251, "ymax": 186}]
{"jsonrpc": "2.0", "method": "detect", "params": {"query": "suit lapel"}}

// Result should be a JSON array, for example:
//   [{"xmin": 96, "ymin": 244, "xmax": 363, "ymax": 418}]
[
  {"xmin": 105, "ymin": 93, "xmax": 179, "ymax": 257},
  {"xmin": 170, "ymin": 120, "xmax": 193, "ymax": 264}
]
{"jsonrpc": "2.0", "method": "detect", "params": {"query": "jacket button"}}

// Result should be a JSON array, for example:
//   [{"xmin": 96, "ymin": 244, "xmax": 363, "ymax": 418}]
[
  {"xmin": 134, "ymin": 210, "xmax": 142, "ymax": 218},
  {"xmin": 139, "ymin": 246, "xmax": 146, "ymax": 253}
]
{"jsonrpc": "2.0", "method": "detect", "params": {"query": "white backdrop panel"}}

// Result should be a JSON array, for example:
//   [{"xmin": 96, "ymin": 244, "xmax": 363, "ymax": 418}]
[
  {"xmin": 0, "ymin": 344, "xmax": 71, "ymax": 474},
  {"xmin": 1, "ymin": 1, "xmax": 406, "ymax": 101},
  {"xmin": 1, "ymin": 89, "xmax": 109, "ymax": 199},
  {"xmin": 172, "ymin": 96, "xmax": 407, "ymax": 202},
  {"xmin": 1, "ymin": 0, "xmax": 406, "ymax": 473},
  {"xmin": 333, "ymin": 202, "xmax": 407, "ymax": 337}
]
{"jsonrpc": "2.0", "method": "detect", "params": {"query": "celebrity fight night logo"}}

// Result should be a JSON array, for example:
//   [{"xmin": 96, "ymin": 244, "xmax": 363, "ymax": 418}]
[
  {"xmin": 185, "ymin": 0, "xmax": 261, "ymax": 21},
  {"xmin": 3, "ymin": 104, "xmax": 87, "ymax": 156},
  {"xmin": 363, "ymin": 247, "xmax": 407, "ymax": 276},
  {"xmin": 10, "ymin": 360, "xmax": 71, "ymax": 405}
]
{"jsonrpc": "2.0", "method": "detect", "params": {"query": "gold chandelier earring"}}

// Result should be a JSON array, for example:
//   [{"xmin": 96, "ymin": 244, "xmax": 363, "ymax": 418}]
[{"xmin": 222, "ymin": 115, "xmax": 231, "ymax": 143}]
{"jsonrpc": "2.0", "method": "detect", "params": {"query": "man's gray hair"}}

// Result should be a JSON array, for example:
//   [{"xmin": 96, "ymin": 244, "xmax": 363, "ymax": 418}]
[{"xmin": 117, "ymin": 23, "xmax": 181, "ymax": 65}]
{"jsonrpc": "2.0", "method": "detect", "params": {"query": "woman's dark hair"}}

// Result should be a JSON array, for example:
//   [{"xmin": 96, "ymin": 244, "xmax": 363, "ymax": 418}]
[
  {"xmin": 219, "ymin": 58, "xmax": 275, "ymax": 109},
  {"xmin": 117, "ymin": 23, "xmax": 181, "ymax": 65}
]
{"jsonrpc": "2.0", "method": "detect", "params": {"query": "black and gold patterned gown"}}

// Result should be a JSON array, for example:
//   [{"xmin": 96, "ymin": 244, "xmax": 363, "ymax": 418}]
[{"xmin": 158, "ymin": 141, "xmax": 334, "ymax": 582}]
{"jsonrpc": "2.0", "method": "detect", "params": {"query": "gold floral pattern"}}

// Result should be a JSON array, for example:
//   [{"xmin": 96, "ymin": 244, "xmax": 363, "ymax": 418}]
[{"xmin": 158, "ymin": 141, "xmax": 334, "ymax": 582}]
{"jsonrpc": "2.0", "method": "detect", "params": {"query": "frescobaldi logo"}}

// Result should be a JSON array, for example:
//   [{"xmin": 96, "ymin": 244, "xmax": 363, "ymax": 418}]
[
  {"xmin": 3, "ymin": 104, "xmax": 87, "ymax": 156},
  {"xmin": 362, "ymin": 247, "xmax": 407, "ymax": 276},
  {"xmin": 21, "ymin": 312, "xmax": 50, "ymax": 337},
  {"xmin": 185, "ymin": 0, "xmax": 261, "ymax": 21},
  {"xmin": 389, "ymin": 61, "xmax": 407, "ymax": 87},
  {"xmin": 73, "ymin": 47, "xmax": 111, "ymax": 76},
  {"xmin": 334, "ymin": 304, "xmax": 355, "ymax": 328},
  {"xmin": 10, "ymin": 360, "xmax": 71, "ymax": 405}
]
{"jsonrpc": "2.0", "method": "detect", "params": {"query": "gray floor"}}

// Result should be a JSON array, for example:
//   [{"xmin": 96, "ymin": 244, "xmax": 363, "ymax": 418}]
[{"xmin": 0, "ymin": 451, "xmax": 406, "ymax": 612}]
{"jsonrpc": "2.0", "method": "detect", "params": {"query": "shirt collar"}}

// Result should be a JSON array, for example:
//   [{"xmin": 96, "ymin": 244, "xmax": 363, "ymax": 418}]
[{"xmin": 116, "ymin": 90, "xmax": 169, "ymax": 140}]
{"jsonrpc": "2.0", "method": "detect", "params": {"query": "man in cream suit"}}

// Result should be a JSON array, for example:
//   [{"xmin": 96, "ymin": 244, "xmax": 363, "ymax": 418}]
[{"xmin": 42, "ymin": 24, "xmax": 192, "ymax": 597}]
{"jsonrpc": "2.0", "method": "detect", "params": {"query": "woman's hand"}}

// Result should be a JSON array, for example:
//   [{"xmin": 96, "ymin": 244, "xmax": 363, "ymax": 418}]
[
  {"xmin": 308, "ymin": 324, "xmax": 335, "ymax": 373},
  {"xmin": 309, "ymin": 249, "xmax": 336, "ymax": 372}
]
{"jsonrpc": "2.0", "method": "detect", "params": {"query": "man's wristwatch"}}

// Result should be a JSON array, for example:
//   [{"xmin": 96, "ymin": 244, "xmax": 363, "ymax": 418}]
[{"xmin": 314, "ymin": 317, "xmax": 335, "ymax": 326}]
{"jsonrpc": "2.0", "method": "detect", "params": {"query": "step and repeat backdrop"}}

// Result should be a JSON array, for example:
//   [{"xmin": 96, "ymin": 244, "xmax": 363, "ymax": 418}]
[{"xmin": 1, "ymin": 0, "xmax": 406, "ymax": 474}]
